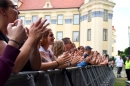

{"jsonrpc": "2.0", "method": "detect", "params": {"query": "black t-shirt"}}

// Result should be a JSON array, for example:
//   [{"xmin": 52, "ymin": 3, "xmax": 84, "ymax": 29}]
[{"xmin": 0, "ymin": 31, "xmax": 32, "ymax": 71}]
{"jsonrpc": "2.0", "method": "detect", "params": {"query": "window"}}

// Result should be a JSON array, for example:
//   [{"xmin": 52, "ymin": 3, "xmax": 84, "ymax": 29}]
[
  {"xmin": 26, "ymin": 20, "xmax": 31, "ymax": 25},
  {"xmin": 57, "ymin": 31, "xmax": 63, "ymax": 40},
  {"xmin": 103, "ymin": 29, "xmax": 107, "ymax": 41},
  {"xmin": 57, "ymin": 15, "xmax": 63, "ymax": 25},
  {"xmin": 45, "ymin": 15, "xmax": 51, "ymax": 24},
  {"xmin": 103, "ymin": 50, "xmax": 107, "ymax": 54},
  {"xmin": 73, "ymin": 31, "xmax": 79, "ymax": 42},
  {"xmin": 14, "ymin": 0, "xmax": 18, "ymax": 2},
  {"xmin": 47, "ymin": 3, "xmax": 49, "ymax": 7},
  {"xmin": 73, "ymin": 14, "xmax": 79, "ymax": 24},
  {"xmin": 112, "ymin": 47, "xmax": 113, "ymax": 52},
  {"xmin": 104, "ymin": 9, "xmax": 108, "ymax": 21},
  {"xmin": 87, "ymin": 29, "xmax": 91, "ymax": 41},
  {"xmin": 19, "ymin": 16, "xmax": 25, "ymax": 25},
  {"xmin": 88, "ymin": 10, "xmax": 92, "ymax": 22},
  {"xmin": 32, "ymin": 16, "xmax": 38, "ymax": 23}
]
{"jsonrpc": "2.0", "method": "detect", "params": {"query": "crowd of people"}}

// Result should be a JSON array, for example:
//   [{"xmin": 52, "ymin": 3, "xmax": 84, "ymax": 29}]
[{"xmin": 0, "ymin": 0, "xmax": 109, "ymax": 86}]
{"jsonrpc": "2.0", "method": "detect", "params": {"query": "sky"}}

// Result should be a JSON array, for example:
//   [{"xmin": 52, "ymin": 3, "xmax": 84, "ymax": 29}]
[{"xmin": 112, "ymin": 0, "xmax": 130, "ymax": 52}]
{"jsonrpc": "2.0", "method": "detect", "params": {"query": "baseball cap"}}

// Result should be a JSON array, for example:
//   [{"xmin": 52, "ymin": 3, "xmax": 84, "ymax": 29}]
[{"xmin": 84, "ymin": 46, "xmax": 92, "ymax": 50}]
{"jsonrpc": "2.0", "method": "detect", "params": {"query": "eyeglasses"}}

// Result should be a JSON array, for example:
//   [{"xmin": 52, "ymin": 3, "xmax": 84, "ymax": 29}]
[{"xmin": 7, "ymin": 5, "xmax": 18, "ymax": 10}]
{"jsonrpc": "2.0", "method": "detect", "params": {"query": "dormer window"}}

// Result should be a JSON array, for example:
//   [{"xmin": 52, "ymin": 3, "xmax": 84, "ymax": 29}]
[
  {"xmin": 47, "ymin": 3, "xmax": 49, "ymax": 7},
  {"xmin": 43, "ymin": 0, "xmax": 53, "ymax": 8},
  {"xmin": 14, "ymin": 0, "xmax": 18, "ymax": 3}
]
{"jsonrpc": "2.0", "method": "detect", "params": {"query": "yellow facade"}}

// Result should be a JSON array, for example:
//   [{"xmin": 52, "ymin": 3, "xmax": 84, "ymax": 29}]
[
  {"xmin": 14, "ymin": 0, "xmax": 115, "ymax": 56},
  {"xmin": 112, "ymin": 27, "xmax": 117, "ymax": 56}
]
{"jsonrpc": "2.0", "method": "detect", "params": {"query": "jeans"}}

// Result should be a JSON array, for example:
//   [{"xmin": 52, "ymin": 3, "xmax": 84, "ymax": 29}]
[{"xmin": 117, "ymin": 67, "xmax": 122, "ymax": 74}]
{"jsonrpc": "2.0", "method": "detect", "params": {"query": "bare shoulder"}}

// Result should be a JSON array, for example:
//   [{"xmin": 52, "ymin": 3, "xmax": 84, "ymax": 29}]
[{"xmin": 0, "ymin": 40, "xmax": 7, "ymax": 55}]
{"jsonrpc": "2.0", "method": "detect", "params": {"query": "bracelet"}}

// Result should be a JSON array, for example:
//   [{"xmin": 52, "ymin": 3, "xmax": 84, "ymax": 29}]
[
  {"xmin": 55, "ymin": 60, "xmax": 59, "ymax": 68},
  {"xmin": 9, "ymin": 39, "xmax": 20, "ymax": 46}
]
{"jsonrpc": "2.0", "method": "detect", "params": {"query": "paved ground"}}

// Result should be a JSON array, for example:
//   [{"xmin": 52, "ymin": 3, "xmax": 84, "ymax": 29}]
[{"xmin": 113, "ymin": 67, "xmax": 126, "ymax": 78}]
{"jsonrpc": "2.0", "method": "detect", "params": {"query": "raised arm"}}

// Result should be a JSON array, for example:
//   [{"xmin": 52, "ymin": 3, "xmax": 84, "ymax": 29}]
[
  {"xmin": 12, "ymin": 18, "xmax": 49, "ymax": 73},
  {"xmin": 29, "ymin": 44, "xmax": 41, "ymax": 70},
  {"xmin": 0, "ymin": 20, "xmax": 26, "ymax": 86}
]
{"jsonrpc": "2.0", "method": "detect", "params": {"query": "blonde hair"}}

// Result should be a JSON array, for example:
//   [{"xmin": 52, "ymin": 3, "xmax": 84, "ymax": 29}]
[{"xmin": 51, "ymin": 40, "xmax": 64, "ymax": 57}]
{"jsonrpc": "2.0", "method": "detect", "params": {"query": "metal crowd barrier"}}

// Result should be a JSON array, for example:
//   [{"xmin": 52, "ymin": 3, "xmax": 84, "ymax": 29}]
[{"xmin": 5, "ymin": 65, "xmax": 116, "ymax": 86}]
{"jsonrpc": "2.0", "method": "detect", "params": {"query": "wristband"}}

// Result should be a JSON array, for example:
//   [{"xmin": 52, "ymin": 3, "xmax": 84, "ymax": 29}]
[
  {"xmin": 55, "ymin": 60, "xmax": 59, "ymax": 68},
  {"xmin": 9, "ymin": 39, "xmax": 20, "ymax": 46}
]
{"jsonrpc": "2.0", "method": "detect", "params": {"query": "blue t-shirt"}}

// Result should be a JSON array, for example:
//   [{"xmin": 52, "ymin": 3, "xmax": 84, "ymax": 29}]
[{"xmin": 77, "ymin": 54, "xmax": 88, "ymax": 67}]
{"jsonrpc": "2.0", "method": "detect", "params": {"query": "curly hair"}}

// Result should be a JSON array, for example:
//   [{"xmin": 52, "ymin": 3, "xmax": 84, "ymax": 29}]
[{"xmin": 51, "ymin": 40, "xmax": 65, "ymax": 57}]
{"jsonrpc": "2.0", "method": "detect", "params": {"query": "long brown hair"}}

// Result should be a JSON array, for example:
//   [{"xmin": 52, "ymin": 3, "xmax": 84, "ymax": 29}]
[{"xmin": 40, "ymin": 30, "xmax": 50, "ymax": 47}]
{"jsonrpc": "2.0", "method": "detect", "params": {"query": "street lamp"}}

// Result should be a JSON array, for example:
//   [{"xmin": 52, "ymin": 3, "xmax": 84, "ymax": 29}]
[{"xmin": 128, "ymin": 26, "xmax": 130, "ymax": 47}]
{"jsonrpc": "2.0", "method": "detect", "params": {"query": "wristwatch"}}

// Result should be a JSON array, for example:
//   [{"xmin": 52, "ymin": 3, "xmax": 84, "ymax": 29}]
[{"xmin": 68, "ymin": 62, "xmax": 71, "ymax": 67}]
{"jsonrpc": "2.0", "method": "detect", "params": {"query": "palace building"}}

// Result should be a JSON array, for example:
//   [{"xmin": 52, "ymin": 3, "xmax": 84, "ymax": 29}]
[{"xmin": 13, "ymin": 0, "xmax": 116, "ymax": 56}]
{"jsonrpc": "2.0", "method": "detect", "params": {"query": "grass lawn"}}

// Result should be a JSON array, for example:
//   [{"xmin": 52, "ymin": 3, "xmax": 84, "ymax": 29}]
[{"xmin": 114, "ymin": 78, "xmax": 127, "ymax": 86}]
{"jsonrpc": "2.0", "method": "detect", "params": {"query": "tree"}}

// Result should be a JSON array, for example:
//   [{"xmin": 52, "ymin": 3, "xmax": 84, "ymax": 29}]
[
  {"xmin": 121, "ymin": 54, "xmax": 126, "ymax": 63},
  {"xmin": 109, "ymin": 56, "xmax": 115, "ymax": 61},
  {"xmin": 123, "ymin": 48, "xmax": 128, "ymax": 56},
  {"xmin": 118, "ymin": 50, "xmax": 120, "ymax": 55},
  {"xmin": 118, "ymin": 50, "xmax": 123, "ymax": 55}
]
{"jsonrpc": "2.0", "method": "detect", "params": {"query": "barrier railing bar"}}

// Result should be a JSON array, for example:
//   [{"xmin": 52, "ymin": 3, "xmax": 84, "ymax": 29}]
[
  {"xmin": 64, "ymin": 71, "xmax": 71, "ymax": 86},
  {"xmin": 79, "ymin": 68, "xmax": 88, "ymax": 86},
  {"xmin": 5, "ymin": 65, "xmax": 116, "ymax": 86},
  {"xmin": 85, "ymin": 66, "xmax": 95, "ymax": 86}
]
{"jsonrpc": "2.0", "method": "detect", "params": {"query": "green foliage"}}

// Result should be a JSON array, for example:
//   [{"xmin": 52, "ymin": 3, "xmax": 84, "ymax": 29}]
[
  {"xmin": 118, "ymin": 50, "xmax": 124, "ymax": 55},
  {"xmin": 123, "ymin": 48, "xmax": 128, "ymax": 56},
  {"xmin": 121, "ymin": 54, "xmax": 126, "ymax": 63},
  {"xmin": 109, "ymin": 56, "xmax": 115, "ymax": 61}
]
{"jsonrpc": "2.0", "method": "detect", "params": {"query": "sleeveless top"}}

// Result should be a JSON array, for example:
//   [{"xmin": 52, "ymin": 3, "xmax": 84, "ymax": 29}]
[{"xmin": 39, "ymin": 46, "xmax": 54, "ymax": 62}]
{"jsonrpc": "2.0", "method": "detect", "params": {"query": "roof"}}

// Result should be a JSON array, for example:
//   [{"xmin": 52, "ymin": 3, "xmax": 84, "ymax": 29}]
[
  {"xmin": 112, "ymin": 26, "xmax": 116, "ymax": 31},
  {"xmin": 18, "ymin": 0, "xmax": 84, "ymax": 10}
]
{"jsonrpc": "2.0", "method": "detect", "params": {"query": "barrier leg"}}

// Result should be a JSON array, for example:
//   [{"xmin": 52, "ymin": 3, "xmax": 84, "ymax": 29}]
[
  {"xmin": 64, "ymin": 71, "xmax": 72, "ymax": 86},
  {"xmin": 85, "ymin": 66, "xmax": 95, "ymax": 86},
  {"xmin": 27, "ymin": 74, "xmax": 36, "ymax": 86},
  {"xmin": 44, "ymin": 73, "xmax": 52, "ymax": 86},
  {"xmin": 91, "ymin": 66, "xmax": 100, "ymax": 86}
]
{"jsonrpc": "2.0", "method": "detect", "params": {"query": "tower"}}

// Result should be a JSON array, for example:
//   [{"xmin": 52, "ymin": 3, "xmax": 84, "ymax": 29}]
[{"xmin": 80, "ymin": 0, "xmax": 115, "ymax": 55}]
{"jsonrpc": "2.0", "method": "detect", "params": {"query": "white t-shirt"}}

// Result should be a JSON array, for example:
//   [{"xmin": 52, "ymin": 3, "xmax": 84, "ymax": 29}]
[
  {"xmin": 39, "ymin": 46, "xmax": 54, "ymax": 61},
  {"xmin": 115, "ymin": 58, "xmax": 124, "ymax": 67}
]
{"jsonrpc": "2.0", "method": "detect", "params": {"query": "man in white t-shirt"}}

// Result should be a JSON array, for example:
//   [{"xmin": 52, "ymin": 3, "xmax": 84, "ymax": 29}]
[{"xmin": 115, "ymin": 56, "xmax": 124, "ymax": 78}]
